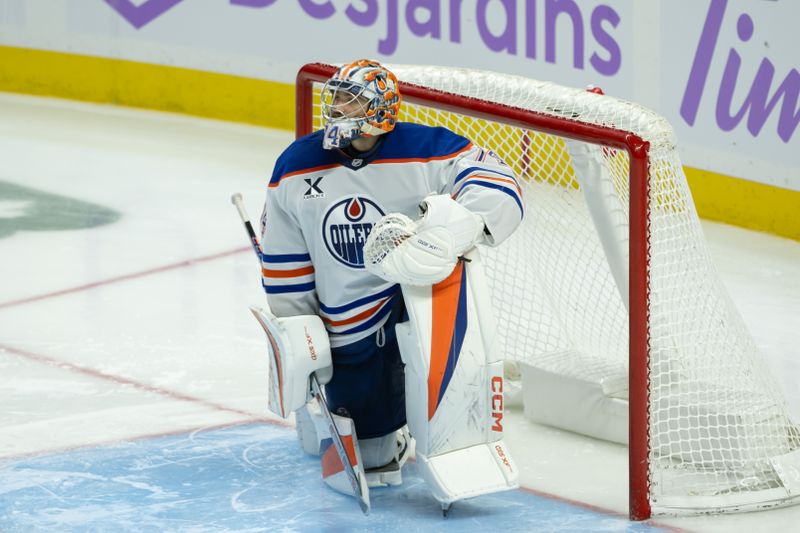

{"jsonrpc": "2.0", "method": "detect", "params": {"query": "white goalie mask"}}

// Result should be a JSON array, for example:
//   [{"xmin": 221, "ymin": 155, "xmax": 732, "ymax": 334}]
[{"xmin": 320, "ymin": 59, "xmax": 402, "ymax": 150}]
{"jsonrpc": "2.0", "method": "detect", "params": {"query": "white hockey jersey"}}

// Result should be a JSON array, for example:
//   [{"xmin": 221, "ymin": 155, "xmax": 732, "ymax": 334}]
[{"xmin": 260, "ymin": 122, "xmax": 523, "ymax": 348}]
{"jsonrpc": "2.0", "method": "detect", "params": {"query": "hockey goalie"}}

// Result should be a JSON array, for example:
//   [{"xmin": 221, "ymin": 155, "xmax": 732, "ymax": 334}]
[{"xmin": 249, "ymin": 59, "xmax": 522, "ymax": 513}]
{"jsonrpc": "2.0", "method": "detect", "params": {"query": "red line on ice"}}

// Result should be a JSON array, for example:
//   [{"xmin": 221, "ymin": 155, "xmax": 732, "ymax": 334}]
[
  {"xmin": 0, "ymin": 343, "xmax": 273, "ymax": 422},
  {"xmin": 0, "ymin": 246, "xmax": 249, "ymax": 310}
]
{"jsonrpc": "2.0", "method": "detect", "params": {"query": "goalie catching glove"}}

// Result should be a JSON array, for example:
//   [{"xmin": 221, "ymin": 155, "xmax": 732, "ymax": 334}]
[{"xmin": 363, "ymin": 194, "xmax": 485, "ymax": 286}]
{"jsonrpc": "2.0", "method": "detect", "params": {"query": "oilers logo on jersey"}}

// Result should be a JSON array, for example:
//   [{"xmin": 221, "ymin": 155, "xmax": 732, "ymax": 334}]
[{"xmin": 322, "ymin": 196, "xmax": 385, "ymax": 268}]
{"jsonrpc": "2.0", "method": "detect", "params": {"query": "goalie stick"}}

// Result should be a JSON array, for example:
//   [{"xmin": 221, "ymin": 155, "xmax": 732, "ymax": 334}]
[{"xmin": 230, "ymin": 192, "xmax": 370, "ymax": 515}]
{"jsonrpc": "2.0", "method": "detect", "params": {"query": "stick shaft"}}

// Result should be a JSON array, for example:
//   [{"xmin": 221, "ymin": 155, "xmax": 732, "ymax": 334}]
[
  {"xmin": 231, "ymin": 192, "xmax": 369, "ymax": 514},
  {"xmin": 311, "ymin": 374, "xmax": 369, "ymax": 513},
  {"xmin": 231, "ymin": 193, "xmax": 261, "ymax": 260}
]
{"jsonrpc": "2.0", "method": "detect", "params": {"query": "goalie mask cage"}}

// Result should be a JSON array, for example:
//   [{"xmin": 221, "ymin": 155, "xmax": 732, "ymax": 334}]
[{"xmin": 295, "ymin": 63, "xmax": 800, "ymax": 520}]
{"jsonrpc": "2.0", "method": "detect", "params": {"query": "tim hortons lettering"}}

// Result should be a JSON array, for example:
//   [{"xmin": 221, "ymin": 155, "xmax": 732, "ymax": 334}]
[
  {"xmin": 681, "ymin": 0, "xmax": 799, "ymax": 143},
  {"xmin": 491, "ymin": 375, "xmax": 504, "ymax": 432}
]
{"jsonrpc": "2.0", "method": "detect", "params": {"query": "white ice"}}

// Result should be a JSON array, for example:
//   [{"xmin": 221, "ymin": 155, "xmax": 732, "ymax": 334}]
[{"xmin": 0, "ymin": 93, "xmax": 797, "ymax": 532}]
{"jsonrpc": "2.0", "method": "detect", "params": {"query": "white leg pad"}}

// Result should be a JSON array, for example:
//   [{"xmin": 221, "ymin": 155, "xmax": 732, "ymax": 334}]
[
  {"xmin": 417, "ymin": 440, "xmax": 517, "ymax": 504},
  {"xmin": 396, "ymin": 248, "xmax": 519, "ymax": 504}
]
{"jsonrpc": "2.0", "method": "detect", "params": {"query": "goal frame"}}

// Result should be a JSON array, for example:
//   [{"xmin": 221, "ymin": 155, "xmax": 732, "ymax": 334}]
[{"xmin": 295, "ymin": 62, "xmax": 653, "ymax": 521}]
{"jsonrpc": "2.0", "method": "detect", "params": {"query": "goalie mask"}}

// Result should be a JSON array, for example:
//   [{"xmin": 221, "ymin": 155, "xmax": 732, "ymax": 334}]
[{"xmin": 321, "ymin": 59, "xmax": 402, "ymax": 150}]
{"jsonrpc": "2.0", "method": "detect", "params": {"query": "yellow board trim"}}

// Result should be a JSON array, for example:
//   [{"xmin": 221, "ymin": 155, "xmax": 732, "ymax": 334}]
[
  {"xmin": 685, "ymin": 168, "xmax": 800, "ymax": 242},
  {"xmin": 1, "ymin": 45, "xmax": 798, "ymax": 241},
  {"xmin": 0, "ymin": 45, "xmax": 294, "ymax": 131}
]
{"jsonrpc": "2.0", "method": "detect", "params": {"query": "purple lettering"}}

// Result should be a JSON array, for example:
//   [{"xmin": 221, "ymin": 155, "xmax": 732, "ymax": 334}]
[
  {"xmin": 545, "ymin": 0, "xmax": 584, "ymax": 68},
  {"xmin": 525, "ymin": 0, "xmax": 537, "ymax": 59},
  {"xmin": 450, "ymin": 0, "xmax": 464, "ymax": 43},
  {"xmin": 716, "ymin": 14, "xmax": 800, "ymax": 143},
  {"xmin": 589, "ymin": 5, "xmax": 620, "ymax": 76},
  {"xmin": 680, "ymin": 0, "xmax": 726, "ymax": 126},
  {"xmin": 378, "ymin": 0, "xmax": 399, "ymax": 54},
  {"xmin": 406, "ymin": 0, "xmax": 440, "ymax": 39},
  {"xmin": 345, "ymin": 0, "xmax": 378, "ymax": 26},
  {"xmin": 104, "ymin": 0, "xmax": 184, "ymax": 29},
  {"xmin": 230, "ymin": 0, "xmax": 277, "ymax": 7},
  {"xmin": 477, "ymin": 0, "xmax": 517, "ymax": 54},
  {"xmin": 299, "ymin": 0, "xmax": 335, "ymax": 19}
]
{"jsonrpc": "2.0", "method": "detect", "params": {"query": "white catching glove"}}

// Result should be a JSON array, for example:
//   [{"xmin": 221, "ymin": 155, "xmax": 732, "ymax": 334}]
[{"xmin": 363, "ymin": 194, "xmax": 484, "ymax": 286}]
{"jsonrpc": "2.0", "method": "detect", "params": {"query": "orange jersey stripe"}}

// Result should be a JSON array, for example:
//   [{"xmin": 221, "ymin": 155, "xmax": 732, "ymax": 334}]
[
  {"xmin": 371, "ymin": 142, "xmax": 473, "ymax": 166},
  {"xmin": 268, "ymin": 163, "xmax": 341, "ymax": 188},
  {"xmin": 457, "ymin": 173, "xmax": 523, "ymax": 196},
  {"xmin": 427, "ymin": 262, "xmax": 464, "ymax": 420},
  {"xmin": 262, "ymin": 265, "xmax": 315, "ymax": 279},
  {"xmin": 321, "ymin": 298, "xmax": 387, "ymax": 327}
]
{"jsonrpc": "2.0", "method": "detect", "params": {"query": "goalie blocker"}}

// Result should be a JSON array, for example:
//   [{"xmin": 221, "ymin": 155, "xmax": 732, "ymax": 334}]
[{"xmin": 395, "ymin": 247, "xmax": 519, "ymax": 505}]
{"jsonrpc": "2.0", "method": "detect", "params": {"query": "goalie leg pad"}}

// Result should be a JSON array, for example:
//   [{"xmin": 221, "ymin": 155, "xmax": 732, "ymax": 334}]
[{"xmin": 395, "ymin": 249, "xmax": 519, "ymax": 504}]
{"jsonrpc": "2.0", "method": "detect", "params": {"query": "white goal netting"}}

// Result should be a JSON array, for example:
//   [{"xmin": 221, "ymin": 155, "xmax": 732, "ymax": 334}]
[{"xmin": 307, "ymin": 64, "xmax": 800, "ymax": 516}]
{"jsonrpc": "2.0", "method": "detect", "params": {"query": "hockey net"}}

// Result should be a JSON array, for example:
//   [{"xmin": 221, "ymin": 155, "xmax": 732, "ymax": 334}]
[{"xmin": 296, "ymin": 63, "xmax": 800, "ymax": 519}]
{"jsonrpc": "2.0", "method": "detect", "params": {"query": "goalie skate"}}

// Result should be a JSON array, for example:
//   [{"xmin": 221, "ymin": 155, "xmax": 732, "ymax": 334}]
[{"xmin": 364, "ymin": 427, "xmax": 411, "ymax": 488}]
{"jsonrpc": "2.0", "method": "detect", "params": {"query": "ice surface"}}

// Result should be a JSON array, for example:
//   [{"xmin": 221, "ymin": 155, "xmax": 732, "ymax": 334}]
[{"xmin": 0, "ymin": 93, "xmax": 797, "ymax": 532}]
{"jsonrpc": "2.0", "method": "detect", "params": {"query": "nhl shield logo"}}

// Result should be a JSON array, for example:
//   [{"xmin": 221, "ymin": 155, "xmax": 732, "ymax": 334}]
[{"xmin": 322, "ymin": 196, "xmax": 385, "ymax": 268}]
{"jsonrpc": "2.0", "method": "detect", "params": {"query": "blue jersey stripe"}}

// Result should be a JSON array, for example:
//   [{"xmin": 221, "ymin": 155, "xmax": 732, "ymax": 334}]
[
  {"xmin": 268, "ymin": 131, "xmax": 335, "ymax": 186},
  {"xmin": 262, "ymin": 253, "xmax": 312, "ymax": 264},
  {"xmin": 262, "ymin": 281, "xmax": 316, "ymax": 294},
  {"xmin": 320, "ymin": 285, "xmax": 399, "ymax": 315},
  {"xmin": 457, "ymin": 180, "xmax": 524, "ymax": 215},
  {"xmin": 372, "ymin": 123, "xmax": 471, "ymax": 161},
  {"xmin": 454, "ymin": 166, "xmax": 517, "ymax": 185}
]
